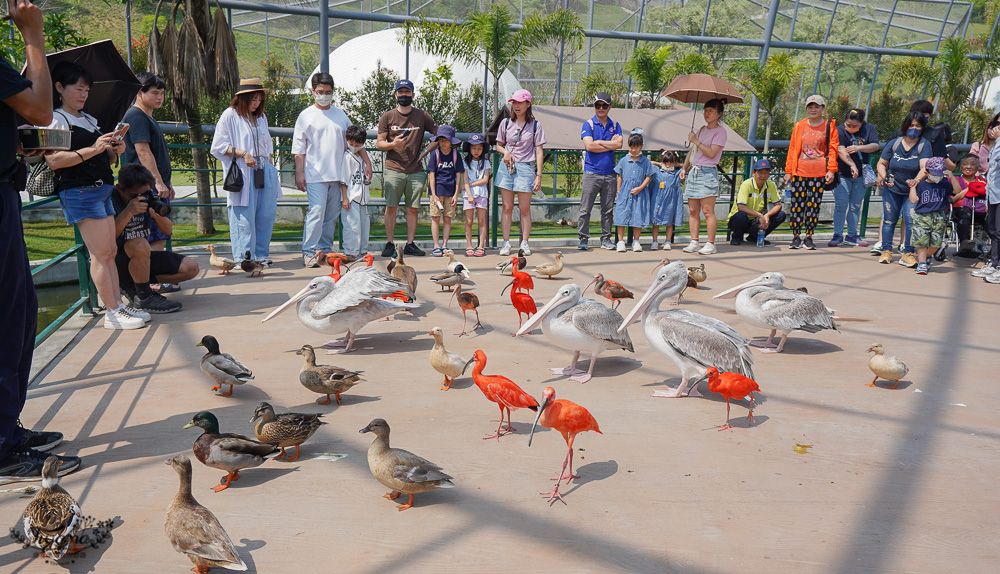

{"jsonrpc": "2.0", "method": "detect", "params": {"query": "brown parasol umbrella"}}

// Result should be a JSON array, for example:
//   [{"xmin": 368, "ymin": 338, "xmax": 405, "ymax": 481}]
[{"xmin": 662, "ymin": 73, "xmax": 744, "ymax": 138}]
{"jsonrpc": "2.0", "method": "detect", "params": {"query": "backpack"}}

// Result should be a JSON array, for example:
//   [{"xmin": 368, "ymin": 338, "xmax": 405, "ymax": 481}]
[
  {"xmin": 431, "ymin": 148, "xmax": 458, "ymax": 168},
  {"xmin": 890, "ymin": 137, "xmax": 926, "ymax": 157},
  {"xmin": 501, "ymin": 117, "xmax": 539, "ymax": 147}
]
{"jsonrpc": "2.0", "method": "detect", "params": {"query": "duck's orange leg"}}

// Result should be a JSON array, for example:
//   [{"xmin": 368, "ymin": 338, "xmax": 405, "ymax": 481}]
[
  {"xmin": 335, "ymin": 391, "xmax": 343, "ymax": 405},
  {"xmin": 211, "ymin": 471, "xmax": 238, "ymax": 492},
  {"xmin": 217, "ymin": 384, "xmax": 234, "ymax": 397},
  {"xmin": 383, "ymin": 490, "xmax": 401, "ymax": 500},
  {"xmin": 889, "ymin": 380, "xmax": 899, "ymax": 389},
  {"xmin": 193, "ymin": 566, "xmax": 211, "ymax": 574},
  {"xmin": 284, "ymin": 445, "xmax": 301, "ymax": 462},
  {"xmin": 866, "ymin": 376, "xmax": 879, "ymax": 387},
  {"xmin": 441, "ymin": 376, "xmax": 453, "ymax": 391},
  {"xmin": 316, "ymin": 394, "xmax": 332, "ymax": 404},
  {"xmin": 210, "ymin": 384, "xmax": 221, "ymax": 392},
  {"xmin": 396, "ymin": 493, "xmax": 414, "ymax": 511},
  {"xmin": 274, "ymin": 447, "xmax": 287, "ymax": 460}
]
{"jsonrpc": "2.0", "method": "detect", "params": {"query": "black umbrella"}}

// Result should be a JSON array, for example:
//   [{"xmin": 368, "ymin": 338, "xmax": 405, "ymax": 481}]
[{"xmin": 45, "ymin": 40, "xmax": 141, "ymax": 133}]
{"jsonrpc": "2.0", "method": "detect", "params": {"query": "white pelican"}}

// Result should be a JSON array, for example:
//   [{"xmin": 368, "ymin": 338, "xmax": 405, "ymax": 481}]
[
  {"xmin": 714, "ymin": 272, "xmax": 838, "ymax": 353},
  {"xmin": 261, "ymin": 266, "xmax": 418, "ymax": 353},
  {"xmin": 515, "ymin": 283, "xmax": 633, "ymax": 383},
  {"xmin": 618, "ymin": 260, "xmax": 754, "ymax": 398}
]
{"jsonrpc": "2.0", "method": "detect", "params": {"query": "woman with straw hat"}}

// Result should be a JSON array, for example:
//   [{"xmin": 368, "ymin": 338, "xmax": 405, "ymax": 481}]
[{"xmin": 211, "ymin": 78, "xmax": 280, "ymax": 266}]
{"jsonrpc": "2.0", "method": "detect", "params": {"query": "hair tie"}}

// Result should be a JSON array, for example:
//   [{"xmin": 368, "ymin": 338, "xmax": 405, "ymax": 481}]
[{"xmin": 631, "ymin": 127, "xmax": 643, "ymax": 135}]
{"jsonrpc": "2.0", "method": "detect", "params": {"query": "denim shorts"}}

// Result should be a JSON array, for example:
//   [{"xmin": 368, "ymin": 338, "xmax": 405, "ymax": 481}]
[
  {"xmin": 683, "ymin": 166, "xmax": 720, "ymax": 199},
  {"xmin": 59, "ymin": 183, "xmax": 115, "ymax": 224},
  {"xmin": 494, "ymin": 161, "xmax": 535, "ymax": 193}
]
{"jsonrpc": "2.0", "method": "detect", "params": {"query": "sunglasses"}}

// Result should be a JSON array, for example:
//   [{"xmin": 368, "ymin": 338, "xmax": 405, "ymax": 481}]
[{"xmin": 594, "ymin": 102, "xmax": 610, "ymax": 109}]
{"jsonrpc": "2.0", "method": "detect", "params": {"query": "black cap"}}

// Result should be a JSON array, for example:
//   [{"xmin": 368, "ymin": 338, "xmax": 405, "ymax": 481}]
[{"xmin": 593, "ymin": 92, "xmax": 612, "ymax": 105}]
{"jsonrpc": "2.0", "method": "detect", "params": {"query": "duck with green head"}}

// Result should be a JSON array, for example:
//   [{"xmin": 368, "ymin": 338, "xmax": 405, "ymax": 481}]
[
  {"xmin": 196, "ymin": 335, "xmax": 254, "ymax": 397},
  {"xmin": 183, "ymin": 411, "xmax": 279, "ymax": 492}
]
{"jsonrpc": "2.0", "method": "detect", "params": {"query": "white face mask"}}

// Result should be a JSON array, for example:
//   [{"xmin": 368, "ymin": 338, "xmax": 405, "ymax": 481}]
[
  {"xmin": 314, "ymin": 93, "xmax": 334, "ymax": 107},
  {"xmin": 664, "ymin": 166, "xmax": 676, "ymax": 172},
  {"xmin": 629, "ymin": 151, "xmax": 642, "ymax": 158},
  {"xmin": 927, "ymin": 174, "xmax": 943, "ymax": 183},
  {"xmin": 348, "ymin": 144, "xmax": 364, "ymax": 153}
]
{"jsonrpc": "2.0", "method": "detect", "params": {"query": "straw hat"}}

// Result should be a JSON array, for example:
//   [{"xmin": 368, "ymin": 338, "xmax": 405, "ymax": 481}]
[{"xmin": 235, "ymin": 78, "xmax": 269, "ymax": 96}]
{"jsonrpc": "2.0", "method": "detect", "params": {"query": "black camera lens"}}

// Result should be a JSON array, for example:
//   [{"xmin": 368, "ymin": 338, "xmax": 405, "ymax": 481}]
[{"xmin": 141, "ymin": 190, "xmax": 171, "ymax": 216}]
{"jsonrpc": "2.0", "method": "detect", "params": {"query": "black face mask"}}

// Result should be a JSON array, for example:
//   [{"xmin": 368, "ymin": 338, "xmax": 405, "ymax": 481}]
[{"xmin": 396, "ymin": 95, "xmax": 413, "ymax": 108}]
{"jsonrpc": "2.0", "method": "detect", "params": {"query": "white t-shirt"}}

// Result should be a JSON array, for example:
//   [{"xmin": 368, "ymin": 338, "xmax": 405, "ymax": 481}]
[
  {"xmin": 292, "ymin": 105, "xmax": 351, "ymax": 183},
  {"xmin": 341, "ymin": 151, "xmax": 369, "ymax": 205},
  {"xmin": 48, "ymin": 109, "xmax": 100, "ymax": 133}
]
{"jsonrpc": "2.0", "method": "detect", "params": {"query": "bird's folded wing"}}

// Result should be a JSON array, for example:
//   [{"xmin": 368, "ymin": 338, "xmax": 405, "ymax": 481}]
[
  {"xmin": 568, "ymin": 300, "xmax": 633, "ymax": 349},
  {"xmin": 216, "ymin": 354, "xmax": 252, "ymax": 377},
  {"xmin": 313, "ymin": 267, "xmax": 411, "ymax": 316},
  {"xmin": 656, "ymin": 310, "xmax": 755, "ymax": 377},
  {"xmin": 277, "ymin": 413, "xmax": 323, "ymax": 426},
  {"xmin": 171, "ymin": 508, "xmax": 244, "ymax": 565},
  {"xmin": 755, "ymin": 291, "xmax": 837, "ymax": 332},
  {"xmin": 215, "ymin": 435, "xmax": 279, "ymax": 455},
  {"xmin": 391, "ymin": 451, "xmax": 453, "ymax": 484}
]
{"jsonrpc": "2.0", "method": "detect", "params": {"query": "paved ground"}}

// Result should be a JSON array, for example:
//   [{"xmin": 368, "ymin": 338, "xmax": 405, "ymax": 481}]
[{"xmin": 3, "ymin": 239, "xmax": 999, "ymax": 573}]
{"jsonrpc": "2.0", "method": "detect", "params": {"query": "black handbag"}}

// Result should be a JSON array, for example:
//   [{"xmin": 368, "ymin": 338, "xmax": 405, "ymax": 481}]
[
  {"xmin": 823, "ymin": 120, "xmax": 840, "ymax": 191},
  {"xmin": 253, "ymin": 166, "xmax": 264, "ymax": 189},
  {"xmin": 223, "ymin": 159, "xmax": 244, "ymax": 192}
]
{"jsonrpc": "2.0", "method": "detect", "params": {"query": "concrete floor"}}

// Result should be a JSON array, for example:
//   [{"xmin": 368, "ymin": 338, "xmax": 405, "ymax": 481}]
[{"xmin": 3, "ymin": 239, "xmax": 999, "ymax": 573}]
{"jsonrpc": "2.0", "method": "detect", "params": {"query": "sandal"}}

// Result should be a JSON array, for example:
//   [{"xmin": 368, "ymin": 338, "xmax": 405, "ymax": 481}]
[
  {"xmin": 474, "ymin": 247, "xmax": 486, "ymax": 257},
  {"xmin": 432, "ymin": 247, "xmax": 444, "ymax": 256},
  {"xmin": 466, "ymin": 247, "xmax": 475, "ymax": 257}
]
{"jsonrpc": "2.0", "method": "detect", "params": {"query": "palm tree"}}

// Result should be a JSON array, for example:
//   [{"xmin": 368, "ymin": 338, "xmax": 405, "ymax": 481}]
[
  {"xmin": 728, "ymin": 52, "xmax": 801, "ymax": 153},
  {"xmin": 148, "ymin": 0, "xmax": 239, "ymax": 233},
  {"xmin": 403, "ymin": 4, "xmax": 583, "ymax": 116},
  {"xmin": 625, "ymin": 46, "xmax": 672, "ymax": 108}
]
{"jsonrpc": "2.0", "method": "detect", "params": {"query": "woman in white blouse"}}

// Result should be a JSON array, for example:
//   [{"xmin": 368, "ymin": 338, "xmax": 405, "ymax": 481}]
[{"xmin": 210, "ymin": 78, "xmax": 280, "ymax": 264}]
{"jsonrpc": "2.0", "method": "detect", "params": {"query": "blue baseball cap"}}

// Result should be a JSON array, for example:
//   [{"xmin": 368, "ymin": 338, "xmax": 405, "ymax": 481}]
[
  {"xmin": 394, "ymin": 79, "xmax": 414, "ymax": 92},
  {"xmin": 752, "ymin": 158, "xmax": 772, "ymax": 171},
  {"xmin": 462, "ymin": 133, "xmax": 490, "ymax": 155}
]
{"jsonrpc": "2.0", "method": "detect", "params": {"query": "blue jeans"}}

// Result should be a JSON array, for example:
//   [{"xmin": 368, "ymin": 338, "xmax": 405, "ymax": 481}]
[
  {"xmin": 833, "ymin": 176, "xmax": 867, "ymax": 237},
  {"xmin": 228, "ymin": 163, "xmax": 279, "ymax": 260},
  {"xmin": 302, "ymin": 182, "xmax": 342, "ymax": 257},
  {"xmin": 341, "ymin": 202, "xmax": 370, "ymax": 256},
  {"xmin": 881, "ymin": 190, "xmax": 914, "ymax": 253}
]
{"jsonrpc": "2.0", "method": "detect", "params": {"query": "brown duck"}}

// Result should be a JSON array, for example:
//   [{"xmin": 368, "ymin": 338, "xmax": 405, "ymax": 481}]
[
  {"xmin": 164, "ymin": 455, "xmax": 247, "ymax": 573},
  {"xmin": 296, "ymin": 344, "xmax": 364, "ymax": 404},
  {"xmin": 183, "ymin": 411, "xmax": 279, "ymax": 493},
  {"xmin": 387, "ymin": 249, "xmax": 418, "ymax": 294},
  {"xmin": 359, "ymin": 419, "xmax": 455, "ymax": 511},
  {"xmin": 250, "ymin": 402, "xmax": 325, "ymax": 462},
  {"xmin": 21, "ymin": 456, "xmax": 84, "ymax": 559}
]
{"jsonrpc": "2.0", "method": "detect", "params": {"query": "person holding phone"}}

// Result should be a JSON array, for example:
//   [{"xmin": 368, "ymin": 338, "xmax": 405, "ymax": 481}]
[{"xmin": 494, "ymin": 89, "xmax": 547, "ymax": 256}]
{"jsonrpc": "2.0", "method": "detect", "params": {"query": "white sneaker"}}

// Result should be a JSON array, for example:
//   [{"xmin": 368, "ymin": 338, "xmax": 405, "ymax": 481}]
[
  {"xmin": 682, "ymin": 240, "xmax": 700, "ymax": 253},
  {"xmin": 662, "ymin": 241, "xmax": 671, "ymax": 251},
  {"xmin": 632, "ymin": 240, "xmax": 642, "ymax": 252},
  {"xmin": 616, "ymin": 241, "xmax": 627, "ymax": 252},
  {"xmin": 985, "ymin": 269, "xmax": 1000, "ymax": 284},
  {"xmin": 971, "ymin": 264, "xmax": 997, "ymax": 277},
  {"xmin": 650, "ymin": 241, "xmax": 660, "ymax": 251},
  {"xmin": 103, "ymin": 308, "xmax": 145, "ymax": 330},
  {"xmin": 697, "ymin": 242, "xmax": 717, "ymax": 255},
  {"xmin": 123, "ymin": 305, "xmax": 151, "ymax": 323},
  {"xmin": 519, "ymin": 240, "xmax": 531, "ymax": 256},
  {"xmin": 499, "ymin": 241, "xmax": 511, "ymax": 256}
]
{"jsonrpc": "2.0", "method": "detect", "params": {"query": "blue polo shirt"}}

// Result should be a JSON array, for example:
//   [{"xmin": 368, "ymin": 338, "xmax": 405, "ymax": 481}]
[{"xmin": 581, "ymin": 115, "xmax": 622, "ymax": 175}]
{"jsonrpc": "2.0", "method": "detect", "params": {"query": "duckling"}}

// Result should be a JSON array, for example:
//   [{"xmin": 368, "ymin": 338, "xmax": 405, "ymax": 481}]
[
  {"xmin": 687, "ymin": 263, "xmax": 707, "ymax": 283},
  {"xmin": 183, "ymin": 411, "xmax": 279, "ymax": 493},
  {"xmin": 239, "ymin": 251, "xmax": 264, "ymax": 277},
  {"xmin": 21, "ymin": 457, "xmax": 84, "ymax": 560},
  {"xmin": 296, "ymin": 344, "xmax": 364, "ymax": 404},
  {"xmin": 359, "ymin": 419, "xmax": 455, "ymax": 511},
  {"xmin": 197, "ymin": 335, "xmax": 254, "ymax": 397},
  {"xmin": 250, "ymin": 402, "xmax": 324, "ymax": 462},
  {"xmin": 866, "ymin": 343, "xmax": 909, "ymax": 389},
  {"xmin": 206, "ymin": 245, "xmax": 238, "ymax": 276},
  {"xmin": 533, "ymin": 251, "xmax": 564, "ymax": 280},
  {"xmin": 496, "ymin": 249, "xmax": 527, "ymax": 274},
  {"xmin": 164, "ymin": 456, "xmax": 247, "ymax": 573},
  {"xmin": 389, "ymin": 249, "xmax": 418, "ymax": 294},
  {"xmin": 429, "ymin": 327, "xmax": 467, "ymax": 390},
  {"xmin": 429, "ymin": 270, "xmax": 466, "ymax": 292}
]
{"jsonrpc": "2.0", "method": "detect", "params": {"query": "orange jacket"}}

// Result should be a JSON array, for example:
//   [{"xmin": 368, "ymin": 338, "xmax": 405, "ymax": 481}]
[{"xmin": 785, "ymin": 119, "xmax": 839, "ymax": 178}]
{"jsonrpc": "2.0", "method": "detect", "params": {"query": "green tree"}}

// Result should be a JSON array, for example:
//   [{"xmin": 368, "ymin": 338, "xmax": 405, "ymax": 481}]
[
  {"xmin": 624, "ymin": 45, "xmax": 672, "ymax": 108},
  {"xmin": 577, "ymin": 70, "xmax": 628, "ymax": 107},
  {"xmin": 729, "ymin": 52, "xmax": 801, "ymax": 152}
]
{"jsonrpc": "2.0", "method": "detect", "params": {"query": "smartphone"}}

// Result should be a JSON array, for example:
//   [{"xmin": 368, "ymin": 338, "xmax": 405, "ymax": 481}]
[{"xmin": 111, "ymin": 122, "xmax": 129, "ymax": 140}]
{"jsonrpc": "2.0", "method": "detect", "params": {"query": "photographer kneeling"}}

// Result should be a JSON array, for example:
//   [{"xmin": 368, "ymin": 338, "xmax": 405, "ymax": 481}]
[{"xmin": 112, "ymin": 163, "xmax": 198, "ymax": 313}]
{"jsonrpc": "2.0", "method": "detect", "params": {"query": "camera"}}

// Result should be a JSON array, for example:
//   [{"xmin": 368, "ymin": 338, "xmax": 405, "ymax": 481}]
[{"xmin": 140, "ymin": 189, "xmax": 171, "ymax": 216}]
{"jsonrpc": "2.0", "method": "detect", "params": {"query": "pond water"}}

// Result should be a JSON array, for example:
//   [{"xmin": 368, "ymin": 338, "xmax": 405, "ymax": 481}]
[{"xmin": 35, "ymin": 283, "xmax": 83, "ymax": 336}]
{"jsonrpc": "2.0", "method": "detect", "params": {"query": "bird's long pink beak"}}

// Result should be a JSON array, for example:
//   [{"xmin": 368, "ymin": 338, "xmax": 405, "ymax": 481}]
[
  {"xmin": 261, "ymin": 285, "xmax": 313, "ymax": 323},
  {"xmin": 714, "ymin": 278, "xmax": 768, "ymax": 300}
]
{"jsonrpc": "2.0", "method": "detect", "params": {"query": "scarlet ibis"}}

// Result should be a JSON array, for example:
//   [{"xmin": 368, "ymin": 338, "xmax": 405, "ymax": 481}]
[
  {"xmin": 449, "ymin": 284, "xmax": 483, "ymax": 337},
  {"xmin": 501, "ymin": 275, "xmax": 537, "ymax": 333},
  {"xmin": 528, "ymin": 387, "xmax": 601, "ymax": 504},
  {"xmin": 693, "ymin": 367, "xmax": 761, "ymax": 431},
  {"xmin": 462, "ymin": 350, "xmax": 539, "ymax": 440},
  {"xmin": 584, "ymin": 273, "xmax": 634, "ymax": 310},
  {"xmin": 510, "ymin": 259, "xmax": 534, "ymax": 292}
]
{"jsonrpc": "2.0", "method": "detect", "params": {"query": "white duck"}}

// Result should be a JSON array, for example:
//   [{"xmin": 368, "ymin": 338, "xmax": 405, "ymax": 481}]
[
  {"xmin": 444, "ymin": 249, "xmax": 470, "ymax": 276},
  {"xmin": 866, "ymin": 343, "xmax": 909, "ymax": 389},
  {"xmin": 516, "ymin": 283, "xmax": 633, "ymax": 383},
  {"xmin": 714, "ymin": 271, "xmax": 838, "ymax": 353},
  {"xmin": 619, "ymin": 260, "xmax": 755, "ymax": 398},
  {"xmin": 261, "ymin": 266, "xmax": 419, "ymax": 354},
  {"xmin": 428, "ymin": 327, "xmax": 467, "ymax": 391}
]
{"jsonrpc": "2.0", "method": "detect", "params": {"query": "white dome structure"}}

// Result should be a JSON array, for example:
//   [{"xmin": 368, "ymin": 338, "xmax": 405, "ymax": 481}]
[{"xmin": 309, "ymin": 28, "xmax": 522, "ymax": 100}]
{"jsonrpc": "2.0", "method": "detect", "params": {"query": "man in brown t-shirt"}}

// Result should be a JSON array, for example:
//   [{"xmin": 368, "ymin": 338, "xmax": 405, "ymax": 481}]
[{"xmin": 376, "ymin": 79, "xmax": 438, "ymax": 257}]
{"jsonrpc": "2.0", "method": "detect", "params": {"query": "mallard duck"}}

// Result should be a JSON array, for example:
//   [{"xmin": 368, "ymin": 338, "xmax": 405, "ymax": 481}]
[
  {"xmin": 388, "ymin": 249, "xmax": 418, "ymax": 294},
  {"xmin": 359, "ymin": 419, "xmax": 455, "ymax": 511},
  {"xmin": 164, "ymin": 455, "xmax": 247, "ymax": 573},
  {"xmin": 444, "ymin": 249, "xmax": 469, "ymax": 275},
  {"xmin": 21, "ymin": 456, "xmax": 84, "ymax": 560},
  {"xmin": 688, "ymin": 263, "xmax": 707, "ymax": 283},
  {"xmin": 206, "ymin": 245, "xmax": 238, "ymax": 276},
  {"xmin": 183, "ymin": 411, "xmax": 279, "ymax": 493},
  {"xmin": 428, "ymin": 327, "xmax": 467, "ymax": 390},
  {"xmin": 533, "ymin": 251, "xmax": 564, "ymax": 280},
  {"xmin": 866, "ymin": 343, "xmax": 909, "ymax": 389},
  {"xmin": 250, "ymin": 402, "xmax": 324, "ymax": 462},
  {"xmin": 296, "ymin": 344, "xmax": 364, "ymax": 404},
  {"xmin": 240, "ymin": 251, "xmax": 264, "ymax": 277},
  {"xmin": 429, "ymin": 270, "xmax": 466, "ymax": 292},
  {"xmin": 197, "ymin": 335, "xmax": 254, "ymax": 397}
]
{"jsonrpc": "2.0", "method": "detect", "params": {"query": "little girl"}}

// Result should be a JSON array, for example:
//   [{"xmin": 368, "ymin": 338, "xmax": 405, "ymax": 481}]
[
  {"xmin": 649, "ymin": 150, "xmax": 684, "ymax": 251},
  {"xmin": 613, "ymin": 130, "xmax": 656, "ymax": 252},
  {"xmin": 463, "ymin": 133, "xmax": 491, "ymax": 256}
]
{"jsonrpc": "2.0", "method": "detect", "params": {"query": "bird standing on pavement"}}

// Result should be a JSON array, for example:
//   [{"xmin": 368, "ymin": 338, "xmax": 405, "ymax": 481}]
[
  {"xmin": 449, "ymin": 284, "xmax": 483, "ymax": 337},
  {"xmin": 207, "ymin": 245, "xmax": 238, "ymax": 275},
  {"xmin": 429, "ymin": 327, "xmax": 467, "ymax": 390},
  {"xmin": 183, "ymin": 411, "xmax": 279, "ymax": 493},
  {"xmin": 585, "ymin": 273, "xmax": 634, "ymax": 310},
  {"xmin": 866, "ymin": 343, "xmax": 909, "ymax": 389},
  {"xmin": 21, "ymin": 456, "xmax": 85, "ymax": 559},
  {"xmin": 359, "ymin": 419, "xmax": 455, "ymax": 511},
  {"xmin": 462, "ymin": 350, "xmax": 539, "ymax": 440},
  {"xmin": 197, "ymin": 335, "xmax": 254, "ymax": 397},
  {"xmin": 533, "ymin": 251, "xmax": 564, "ymax": 280},
  {"xmin": 501, "ymin": 274, "xmax": 537, "ymax": 332},
  {"xmin": 249, "ymin": 402, "xmax": 324, "ymax": 462},
  {"xmin": 693, "ymin": 367, "xmax": 761, "ymax": 430},
  {"xmin": 240, "ymin": 251, "xmax": 264, "ymax": 277},
  {"xmin": 497, "ymin": 249, "xmax": 527, "ymax": 274},
  {"xmin": 296, "ymin": 344, "xmax": 364, "ymax": 404},
  {"xmin": 528, "ymin": 387, "xmax": 601, "ymax": 504}
]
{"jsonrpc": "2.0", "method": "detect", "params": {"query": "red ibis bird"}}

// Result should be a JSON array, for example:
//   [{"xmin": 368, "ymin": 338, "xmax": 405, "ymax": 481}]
[
  {"xmin": 585, "ymin": 273, "xmax": 634, "ymax": 310},
  {"xmin": 510, "ymin": 259, "xmax": 534, "ymax": 292},
  {"xmin": 462, "ymin": 350, "xmax": 539, "ymax": 440},
  {"xmin": 528, "ymin": 387, "xmax": 601, "ymax": 504},
  {"xmin": 449, "ymin": 284, "xmax": 483, "ymax": 337},
  {"xmin": 694, "ymin": 367, "xmax": 761, "ymax": 431},
  {"xmin": 501, "ymin": 274, "xmax": 537, "ymax": 333}
]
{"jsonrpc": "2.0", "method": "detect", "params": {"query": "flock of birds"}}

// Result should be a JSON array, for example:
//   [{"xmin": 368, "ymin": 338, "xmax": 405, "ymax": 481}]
[{"xmin": 12, "ymin": 244, "xmax": 914, "ymax": 571}]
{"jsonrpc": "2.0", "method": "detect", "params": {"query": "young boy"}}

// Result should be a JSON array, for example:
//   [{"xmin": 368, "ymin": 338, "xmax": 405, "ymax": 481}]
[
  {"xmin": 340, "ymin": 125, "xmax": 371, "ymax": 258},
  {"xmin": 426, "ymin": 125, "xmax": 465, "ymax": 256},
  {"xmin": 909, "ymin": 157, "xmax": 960, "ymax": 274}
]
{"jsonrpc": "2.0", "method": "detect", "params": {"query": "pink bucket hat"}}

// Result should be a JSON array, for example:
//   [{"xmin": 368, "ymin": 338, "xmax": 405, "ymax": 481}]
[{"xmin": 508, "ymin": 89, "xmax": 532, "ymax": 103}]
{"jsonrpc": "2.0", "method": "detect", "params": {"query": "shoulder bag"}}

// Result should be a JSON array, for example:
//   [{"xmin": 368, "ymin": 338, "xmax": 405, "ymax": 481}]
[
  {"xmin": 223, "ymin": 157, "xmax": 244, "ymax": 192},
  {"xmin": 823, "ymin": 120, "xmax": 840, "ymax": 191}
]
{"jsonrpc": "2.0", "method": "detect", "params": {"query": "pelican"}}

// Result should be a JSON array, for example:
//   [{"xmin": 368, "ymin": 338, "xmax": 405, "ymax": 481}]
[
  {"xmin": 618, "ymin": 260, "xmax": 754, "ymax": 398},
  {"xmin": 515, "ymin": 284, "xmax": 633, "ymax": 383},
  {"xmin": 261, "ymin": 266, "xmax": 419, "ymax": 354},
  {"xmin": 714, "ymin": 272, "xmax": 838, "ymax": 353}
]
